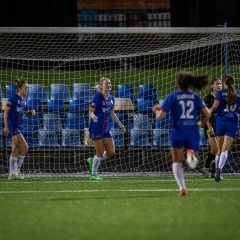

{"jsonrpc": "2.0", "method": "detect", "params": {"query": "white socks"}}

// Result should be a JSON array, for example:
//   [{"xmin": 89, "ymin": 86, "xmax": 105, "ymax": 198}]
[
  {"xmin": 92, "ymin": 155, "xmax": 103, "ymax": 175},
  {"xmin": 9, "ymin": 157, "xmax": 18, "ymax": 176},
  {"xmin": 218, "ymin": 151, "xmax": 228, "ymax": 170},
  {"xmin": 18, "ymin": 155, "xmax": 25, "ymax": 170},
  {"xmin": 91, "ymin": 152, "xmax": 109, "ymax": 175},
  {"xmin": 102, "ymin": 151, "xmax": 108, "ymax": 160},
  {"xmin": 215, "ymin": 155, "xmax": 220, "ymax": 171},
  {"xmin": 172, "ymin": 162, "xmax": 186, "ymax": 191}
]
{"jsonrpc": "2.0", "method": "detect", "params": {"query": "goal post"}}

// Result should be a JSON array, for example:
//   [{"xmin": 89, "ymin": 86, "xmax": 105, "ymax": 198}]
[{"xmin": 0, "ymin": 27, "xmax": 240, "ymax": 176}]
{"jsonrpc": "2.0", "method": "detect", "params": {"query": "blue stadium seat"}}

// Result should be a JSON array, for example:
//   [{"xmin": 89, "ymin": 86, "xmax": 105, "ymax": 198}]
[
  {"xmin": 6, "ymin": 84, "xmax": 17, "ymax": 100},
  {"xmin": 50, "ymin": 84, "xmax": 71, "ymax": 102},
  {"xmin": 64, "ymin": 112, "xmax": 86, "ymax": 130},
  {"xmin": 111, "ymin": 129, "xmax": 125, "ymax": 146},
  {"xmin": 47, "ymin": 99, "xmax": 65, "ymax": 118},
  {"xmin": 156, "ymin": 113, "xmax": 172, "ymax": 129},
  {"xmin": 117, "ymin": 85, "xmax": 137, "ymax": 104},
  {"xmin": 22, "ymin": 115, "xmax": 41, "ymax": 133},
  {"xmin": 139, "ymin": 84, "xmax": 158, "ymax": 101},
  {"xmin": 69, "ymin": 99, "xmax": 88, "ymax": 111},
  {"xmin": 61, "ymin": 129, "xmax": 82, "ymax": 147},
  {"xmin": 130, "ymin": 129, "xmax": 149, "ymax": 146},
  {"xmin": 133, "ymin": 114, "xmax": 152, "ymax": 130},
  {"xmin": 153, "ymin": 129, "xmax": 170, "ymax": 146},
  {"xmin": 73, "ymin": 83, "xmax": 93, "ymax": 102},
  {"xmin": 26, "ymin": 99, "xmax": 43, "ymax": 112},
  {"xmin": 23, "ymin": 132, "xmax": 39, "ymax": 147},
  {"xmin": 28, "ymin": 84, "xmax": 48, "ymax": 102},
  {"xmin": 137, "ymin": 98, "xmax": 158, "ymax": 113},
  {"xmin": 43, "ymin": 113, "xmax": 62, "ymax": 131},
  {"xmin": 39, "ymin": 130, "xmax": 59, "ymax": 147}
]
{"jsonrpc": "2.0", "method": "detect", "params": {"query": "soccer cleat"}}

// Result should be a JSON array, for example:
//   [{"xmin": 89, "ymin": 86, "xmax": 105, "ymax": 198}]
[
  {"xmin": 8, "ymin": 171, "xmax": 18, "ymax": 180},
  {"xmin": 16, "ymin": 172, "xmax": 24, "ymax": 180},
  {"xmin": 86, "ymin": 157, "xmax": 93, "ymax": 170},
  {"xmin": 186, "ymin": 150, "xmax": 198, "ymax": 169},
  {"xmin": 8, "ymin": 175, "xmax": 15, "ymax": 180},
  {"xmin": 89, "ymin": 175, "xmax": 102, "ymax": 181},
  {"xmin": 179, "ymin": 189, "xmax": 188, "ymax": 196},
  {"xmin": 202, "ymin": 167, "xmax": 210, "ymax": 178},
  {"xmin": 215, "ymin": 168, "xmax": 222, "ymax": 182}
]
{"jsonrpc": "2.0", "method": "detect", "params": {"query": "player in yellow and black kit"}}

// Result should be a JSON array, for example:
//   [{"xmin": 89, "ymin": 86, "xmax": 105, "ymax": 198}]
[{"xmin": 202, "ymin": 78, "xmax": 222, "ymax": 178}]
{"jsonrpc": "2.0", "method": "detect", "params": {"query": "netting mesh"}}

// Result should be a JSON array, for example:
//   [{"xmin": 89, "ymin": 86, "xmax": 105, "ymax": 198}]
[{"xmin": 0, "ymin": 28, "xmax": 240, "ymax": 175}]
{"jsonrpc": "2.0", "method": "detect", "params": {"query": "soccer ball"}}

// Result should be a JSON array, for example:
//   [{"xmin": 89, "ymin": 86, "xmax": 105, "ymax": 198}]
[{"xmin": 186, "ymin": 150, "xmax": 198, "ymax": 169}]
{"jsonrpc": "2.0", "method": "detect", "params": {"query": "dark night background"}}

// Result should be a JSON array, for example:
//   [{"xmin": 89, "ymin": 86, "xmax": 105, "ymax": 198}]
[{"xmin": 0, "ymin": 0, "xmax": 239, "ymax": 27}]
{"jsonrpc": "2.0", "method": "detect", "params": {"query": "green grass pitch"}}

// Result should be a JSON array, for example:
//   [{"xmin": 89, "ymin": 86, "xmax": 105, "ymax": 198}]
[{"xmin": 0, "ymin": 176, "xmax": 240, "ymax": 240}]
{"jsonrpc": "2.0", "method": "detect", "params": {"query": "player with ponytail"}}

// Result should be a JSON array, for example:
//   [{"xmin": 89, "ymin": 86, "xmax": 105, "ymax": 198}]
[
  {"xmin": 210, "ymin": 76, "xmax": 240, "ymax": 182},
  {"xmin": 153, "ymin": 72, "xmax": 210, "ymax": 196},
  {"xmin": 4, "ymin": 79, "xmax": 35, "ymax": 180}
]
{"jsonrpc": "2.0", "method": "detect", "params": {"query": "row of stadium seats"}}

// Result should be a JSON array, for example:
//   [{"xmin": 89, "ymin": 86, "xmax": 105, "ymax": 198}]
[
  {"xmin": 0, "ymin": 83, "xmax": 158, "ymax": 103},
  {"xmin": 0, "ymin": 113, "xmax": 207, "ymax": 148},
  {"xmin": 0, "ymin": 128, "xmax": 208, "ymax": 148},
  {"xmin": 0, "ymin": 113, "xmax": 172, "ymax": 133}
]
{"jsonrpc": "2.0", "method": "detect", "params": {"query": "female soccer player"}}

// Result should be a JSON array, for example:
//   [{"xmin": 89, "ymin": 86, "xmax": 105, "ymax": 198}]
[
  {"xmin": 202, "ymin": 78, "xmax": 222, "ymax": 178},
  {"xmin": 210, "ymin": 76, "xmax": 240, "ymax": 182},
  {"xmin": 4, "ymin": 79, "xmax": 35, "ymax": 180},
  {"xmin": 153, "ymin": 72, "xmax": 210, "ymax": 196},
  {"xmin": 87, "ymin": 77, "xmax": 126, "ymax": 180}
]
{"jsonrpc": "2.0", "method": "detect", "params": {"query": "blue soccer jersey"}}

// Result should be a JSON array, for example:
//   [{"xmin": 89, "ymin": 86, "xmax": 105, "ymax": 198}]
[
  {"xmin": 7, "ymin": 94, "xmax": 27, "ymax": 135},
  {"xmin": 215, "ymin": 89, "xmax": 240, "ymax": 119},
  {"xmin": 215, "ymin": 89, "xmax": 240, "ymax": 138},
  {"xmin": 161, "ymin": 90, "xmax": 205, "ymax": 128},
  {"xmin": 161, "ymin": 90, "xmax": 205, "ymax": 151},
  {"xmin": 89, "ymin": 91, "xmax": 114, "ymax": 140}
]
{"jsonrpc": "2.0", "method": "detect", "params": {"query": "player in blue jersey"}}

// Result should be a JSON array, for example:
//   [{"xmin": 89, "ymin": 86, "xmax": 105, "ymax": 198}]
[
  {"xmin": 210, "ymin": 76, "xmax": 240, "ymax": 182},
  {"xmin": 4, "ymin": 79, "xmax": 35, "ymax": 180},
  {"xmin": 153, "ymin": 72, "xmax": 210, "ymax": 196},
  {"xmin": 87, "ymin": 77, "xmax": 126, "ymax": 180}
]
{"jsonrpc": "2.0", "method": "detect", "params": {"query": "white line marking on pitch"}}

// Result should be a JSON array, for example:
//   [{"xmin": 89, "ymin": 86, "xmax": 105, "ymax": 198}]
[
  {"xmin": 0, "ymin": 178, "xmax": 239, "ymax": 184},
  {"xmin": 0, "ymin": 188, "xmax": 240, "ymax": 194}
]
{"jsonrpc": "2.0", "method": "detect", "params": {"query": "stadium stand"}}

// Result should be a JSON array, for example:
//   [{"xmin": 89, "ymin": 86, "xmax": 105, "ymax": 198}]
[
  {"xmin": 73, "ymin": 83, "xmax": 93, "ymax": 102},
  {"xmin": 28, "ymin": 84, "xmax": 49, "ymax": 103},
  {"xmin": 6, "ymin": 84, "xmax": 17, "ymax": 100},
  {"xmin": 50, "ymin": 84, "xmax": 71, "ymax": 102},
  {"xmin": 61, "ymin": 129, "xmax": 82, "ymax": 147},
  {"xmin": 117, "ymin": 84, "xmax": 137, "ymax": 104}
]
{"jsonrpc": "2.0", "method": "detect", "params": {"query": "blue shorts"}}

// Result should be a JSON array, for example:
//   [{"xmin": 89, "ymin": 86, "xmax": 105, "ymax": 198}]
[
  {"xmin": 89, "ymin": 131, "xmax": 113, "ymax": 141},
  {"xmin": 9, "ymin": 128, "xmax": 21, "ymax": 137},
  {"xmin": 216, "ymin": 117, "xmax": 238, "ymax": 139},
  {"xmin": 170, "ymin": 126, "xmax": 200, "ymax": 151}
]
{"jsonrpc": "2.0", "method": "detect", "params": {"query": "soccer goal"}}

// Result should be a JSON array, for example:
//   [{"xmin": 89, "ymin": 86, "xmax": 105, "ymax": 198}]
[{"xmin": 0, "ymin": 27, "xmax": 240, "ymax": 176}]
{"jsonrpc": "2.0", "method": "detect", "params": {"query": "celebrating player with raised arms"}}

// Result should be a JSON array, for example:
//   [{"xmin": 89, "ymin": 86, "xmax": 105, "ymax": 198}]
[{"xmin": 87, "ymin": 77, "xmax": 126, "ymax": 180}]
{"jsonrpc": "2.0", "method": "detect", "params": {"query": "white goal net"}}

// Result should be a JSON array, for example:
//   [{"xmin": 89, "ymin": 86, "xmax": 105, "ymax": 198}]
[{"xmin": 0, "ymin": 27, "xmax": 240, "ymax": 176}]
